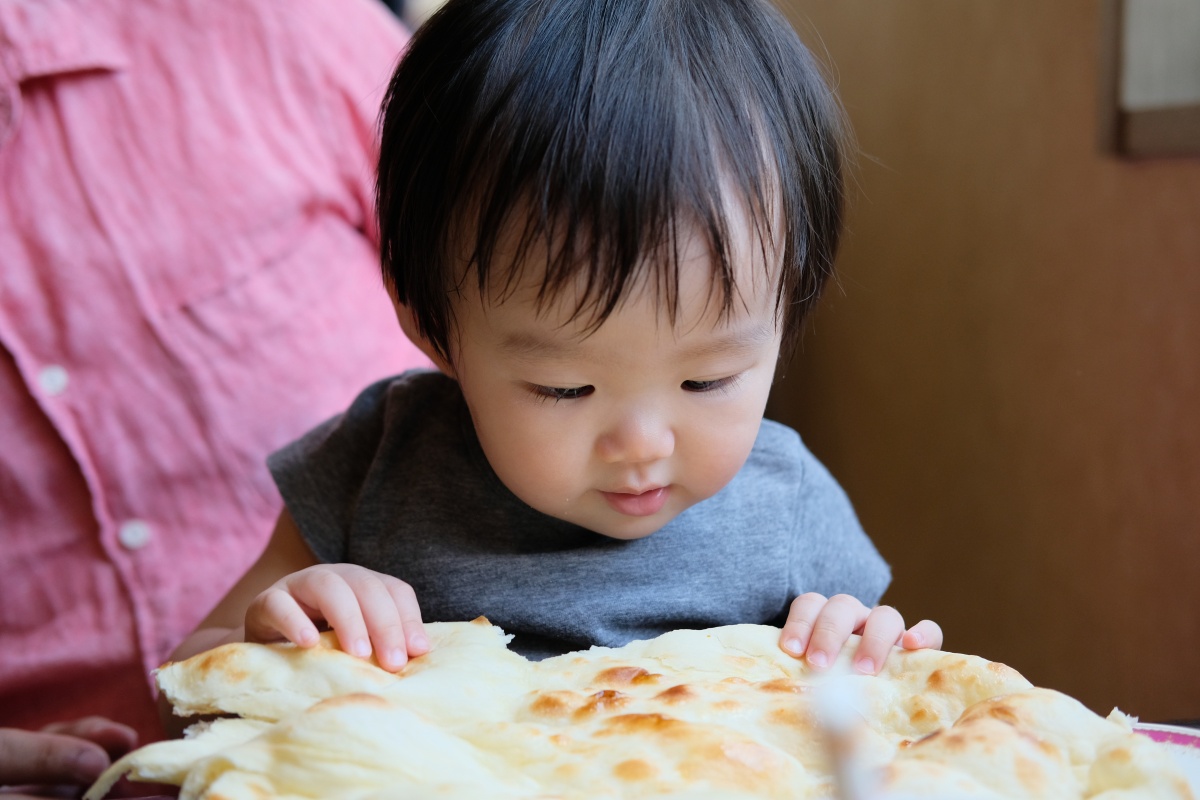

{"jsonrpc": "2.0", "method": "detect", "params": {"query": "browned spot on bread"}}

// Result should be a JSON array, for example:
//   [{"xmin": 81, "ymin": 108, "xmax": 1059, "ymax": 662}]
[
  {"xmin": 897, "ymin": 739, "xmax": 914, "ymax": 749},
  {"xmin": 756, "ymin": 678, "xmax": 807, "ymax": 694},
  {"xmin": 655, "ymin": 684, "xmax": 697, "ymax": 703},
  {"xmin": 725, "ymin": 655, "xmax": 757, "ymax": 671},
  {"xmin": 767, "ymin": 706, "xmax": 809, "ymax": 728},
  {"xmin": 1106, "ymin": 746, "xmax": 1133, "ymax": 764},
  {"xmin": 598, "ymin": 713, "xmax": 686, "ymax": 738},
  {"xmin": 934, "ymin": 730, "xmax": 982, "ymax": 753},
  {"xmin": 679, "ymin": 739, "xmax": 782, "ymax": 786},
  {"xmin": 942, "ymin": 731, "xmax": 973, "ymax": 752},
  {"xmin": 529, "ymin": 691, "xmax": 581, "ymax": 718},
  {"xmin": 721, "ymin": 676, "xmax": 750, "ymax": 685},
  {"xmin": 553, "ymin": 763, "xmax": 582, "ymax": 781},
  {"xmin": 925, "ymin": 669, "xmax": 946, "ymax": 690},
  {"xmin": 987, "ymin": 661, "xmax": 1023, "ymax": 680},
  {"xmin": 1026, "ymin": 733, "xmax": 1061, "ymax": 759},
  {"xmin": 573, "ymin": 690, "xmax": 631, "ymax": 719},
  {"xmin": 986, "ymin": 702, "xmax": 1021, "ymax": 726},
  {"xmin": 469, "ymin": 616, "xmax": 492, "ymax": 626},
  {"xmin": 713, "ymin": 700, "xmax": 742, "ymax": 713},
  {"xmin": 594, "ymin": 666, "xmax": 661, "ymax": 686},
  {"xmin": 595, "ymin": 665, "xmax": 643, "ymax": 684},
  {"xmin": 191, "ymin": 649, "xmax": 248, "ymax": 683},
  {"xmin": 613, "ymin": 759, "xmax": 657, "ymax": 781},
  {"xmin": 907, "ymin": 696, "xmax": 935, "ymax": 725},
  {"xmin": 1015, "ymin": 755, "xmax": 1045, "ymax": 792}
]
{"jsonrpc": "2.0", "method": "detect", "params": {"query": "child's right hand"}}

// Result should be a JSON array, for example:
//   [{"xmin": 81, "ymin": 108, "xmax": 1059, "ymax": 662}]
[{"xmin": 244, "ymin": 563, "xmax": 429, "ymax": 672}]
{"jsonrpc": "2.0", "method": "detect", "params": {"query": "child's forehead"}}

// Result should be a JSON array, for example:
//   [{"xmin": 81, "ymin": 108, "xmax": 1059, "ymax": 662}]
[
  {"xmin": 466, "ymin": 282, "xmax": 783, "ymax": 374},
  {"xmin": 464, "ymin": 220, "xmax": 783, "ymax": 342}
]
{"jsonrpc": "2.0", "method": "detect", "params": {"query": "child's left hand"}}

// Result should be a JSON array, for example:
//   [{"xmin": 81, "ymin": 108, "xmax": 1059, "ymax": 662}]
[{"xmin": 778, "ymin": 593, "xmax": 942, "ymax": 675}]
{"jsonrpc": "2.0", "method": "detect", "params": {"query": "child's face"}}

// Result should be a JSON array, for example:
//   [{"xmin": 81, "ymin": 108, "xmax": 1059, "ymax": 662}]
[{"xmin": 425, "ymin": 221, "xmax": 783, "ymax": 540}]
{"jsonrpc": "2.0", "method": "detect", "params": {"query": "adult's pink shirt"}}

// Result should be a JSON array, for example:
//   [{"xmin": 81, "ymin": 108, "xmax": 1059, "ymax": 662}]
[{"xmin": 0, "ymin": 0, "xmax": 427, "ymax": 744}]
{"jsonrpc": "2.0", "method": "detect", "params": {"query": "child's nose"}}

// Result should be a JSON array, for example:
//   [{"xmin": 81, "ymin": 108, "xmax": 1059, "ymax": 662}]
[{"xmin": 596, "ymin": 411, "xmax": 675, "ymax": 464}]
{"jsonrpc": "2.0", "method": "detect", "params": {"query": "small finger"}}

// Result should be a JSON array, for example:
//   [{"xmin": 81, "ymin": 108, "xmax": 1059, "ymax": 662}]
[
  {"xmin": 290, "ymin": 571, "xmax": 371, "ymax": 658},
  {"xmin": 245, "ymin": 587, "xmax": 321, "ymax": 647},
  {"xmin": 902, "ymin": 619, "xmax": 944, "ymax": 651},
  {"xmin": 852, "ymin": 605, "xmax": 905, "ymax": 675},
  {"xmin": 778, "ymin": 592, "xmax": 828, "ymax": 658},
  {"xmin": 387, "ymin": 580, "xmax": 429, "ymax": 659},
  {"xmin": 353, "ymin": 574, "xmax": 408, "ymax": 671},
  {"xmin": 804, "ymin": 594, "xmax": 870, "ymax": 670}
]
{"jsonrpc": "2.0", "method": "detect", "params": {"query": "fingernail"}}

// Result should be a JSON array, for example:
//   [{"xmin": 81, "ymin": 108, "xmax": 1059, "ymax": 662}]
[
  {"xmin": 71, "ymin": 747, "xmax": 109, "ymax": 782},
  {"xmin": 410, "ymin": 633, "xmax": 429, "ymax": 652},
  {"xmin": 387, "ymin": 648, "xmax": 407, "ymax": 667},
  {"xmin": 807, "ymin": 650, "xmax": 828, "ymax": 669},
  {"xmin": 909, "ymin": 633, "xmax": 925, "ymax": 648},
  {"xmin": 855, "ymin": 657, "xmax": 876, "ymax": 675},
  {"xmin": 297, "ymin": 629, "xmax": 318, "ymax": 647},
  {"xmin": 353, "ymin": 638, "xmax": 371, "ymax": 658},
  {"xmin": 783, "ymin": 638, "xmax": 803, "ymax": 656}
]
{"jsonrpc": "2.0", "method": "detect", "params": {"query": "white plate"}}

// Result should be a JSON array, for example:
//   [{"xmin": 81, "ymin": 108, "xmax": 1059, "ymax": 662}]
[{"xmin": 1136, "ymin": 723, "xmax": 1200, "ymax": 794}]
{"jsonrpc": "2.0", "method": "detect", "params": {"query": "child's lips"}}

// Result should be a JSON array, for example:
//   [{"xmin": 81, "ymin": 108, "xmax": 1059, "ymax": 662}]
[{"xmin": 600, "ymin": 486, "xmax": 669, "ymax": 517}]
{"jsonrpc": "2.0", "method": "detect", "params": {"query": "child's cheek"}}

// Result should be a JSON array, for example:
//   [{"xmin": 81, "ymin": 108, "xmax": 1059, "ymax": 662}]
[
  {"xmin": 480, "ymin": 413, "xmax": 588, "ymax": 508},
  {"xmin": 690, "ymin": 420, "xmax": 760, "ymax": 499}
]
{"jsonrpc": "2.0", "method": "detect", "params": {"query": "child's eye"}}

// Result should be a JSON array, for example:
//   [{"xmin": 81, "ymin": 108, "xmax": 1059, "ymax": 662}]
[
  {"xmin": 682, "ymin": 376, "xmax": 739, "ymax": 393},
  {"xmin": 529, "ymin": 384, "xmax": 594, "ymax": 402}
]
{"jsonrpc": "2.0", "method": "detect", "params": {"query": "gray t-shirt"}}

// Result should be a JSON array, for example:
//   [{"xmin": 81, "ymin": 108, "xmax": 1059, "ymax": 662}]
[{"xmin": 269, "ymin": 370, "xmax": 890, "ymax": 659}]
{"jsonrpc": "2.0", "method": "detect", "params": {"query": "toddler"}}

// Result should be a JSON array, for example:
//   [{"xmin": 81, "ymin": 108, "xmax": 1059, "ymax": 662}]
[{"xmin": 173, "ymin": 0, "xmax": 940, "ymax": 690}]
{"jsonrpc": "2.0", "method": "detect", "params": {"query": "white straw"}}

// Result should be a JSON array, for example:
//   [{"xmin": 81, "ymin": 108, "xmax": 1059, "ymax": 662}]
[{"xmin": 813, "ymin": 677, "xmax": 876, "ymax": 800}]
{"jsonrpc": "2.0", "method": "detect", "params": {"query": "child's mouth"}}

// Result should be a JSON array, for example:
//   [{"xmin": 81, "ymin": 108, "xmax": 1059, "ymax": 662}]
[{"xmin": 600, "ymin": 486, "xmax": 669, "ymax": 517}]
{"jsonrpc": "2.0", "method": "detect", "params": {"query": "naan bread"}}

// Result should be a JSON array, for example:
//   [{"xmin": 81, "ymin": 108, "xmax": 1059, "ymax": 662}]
[{"xmin": 86, "ymin": 619, "xmax": 1193, "ymax": 800}]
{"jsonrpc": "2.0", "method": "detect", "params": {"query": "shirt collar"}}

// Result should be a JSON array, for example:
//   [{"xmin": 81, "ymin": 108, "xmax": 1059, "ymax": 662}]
[{"xmin": 0, "ymin": 0, "xmax": 127, "ymax": 83}]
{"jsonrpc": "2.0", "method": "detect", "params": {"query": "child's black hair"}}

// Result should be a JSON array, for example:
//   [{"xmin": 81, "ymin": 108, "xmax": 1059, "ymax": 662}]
[{"xmin": 377, "ymin": 0, "xmax": 846, "ymax": 363}]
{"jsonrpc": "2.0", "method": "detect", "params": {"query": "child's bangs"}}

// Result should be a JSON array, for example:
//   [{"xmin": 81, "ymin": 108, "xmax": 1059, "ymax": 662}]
[
  {"xmin": 378, "ymin": 0, "xmax": 844, "ymax": 360},
  {"xmin": 461, "ymin": 2, "xmax": 785, "ymax": 333}
]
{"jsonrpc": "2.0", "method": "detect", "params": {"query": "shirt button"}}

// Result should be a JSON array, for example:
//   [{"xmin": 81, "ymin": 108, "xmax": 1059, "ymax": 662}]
[
  {"xmin": 117, "ymin": 520, "xmax": 153, "ymax": 551},
  {"xmin": 38, "ymin": 365, "xmax": 70, "ymax": 396}
]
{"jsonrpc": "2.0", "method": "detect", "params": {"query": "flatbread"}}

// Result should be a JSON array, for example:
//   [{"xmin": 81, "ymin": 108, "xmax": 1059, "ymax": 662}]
[{"xmin": 86, "ymin": 619, "xmax": 1193, "ymax": 799}]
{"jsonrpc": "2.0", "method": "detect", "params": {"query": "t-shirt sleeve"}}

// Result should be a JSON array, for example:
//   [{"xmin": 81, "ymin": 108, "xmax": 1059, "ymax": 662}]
[
  {"xmin": 787, "ymin": 438, "xmax": 892, "ymax": 608},
  {"xmin": 267, "ymin": 377, "xmax": 397, "ymax": 563}
]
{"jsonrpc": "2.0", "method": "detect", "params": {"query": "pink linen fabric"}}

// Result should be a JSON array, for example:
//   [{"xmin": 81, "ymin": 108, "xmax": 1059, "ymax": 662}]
[{"xmin": 0, "ymin": 0, "xmax": 427, "ymax": 744}]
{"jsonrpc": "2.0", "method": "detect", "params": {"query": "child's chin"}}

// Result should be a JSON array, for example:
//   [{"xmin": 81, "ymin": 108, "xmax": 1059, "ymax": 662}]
[{"xmin": 586, "ymin": 510, "xmax": 681, "ymax": 541}]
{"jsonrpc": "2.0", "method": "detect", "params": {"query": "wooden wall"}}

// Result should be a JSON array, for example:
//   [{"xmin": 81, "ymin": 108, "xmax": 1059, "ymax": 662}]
[{"xmin": 767, "ymin": 0, "xmax": 1200, "ymax": 721}]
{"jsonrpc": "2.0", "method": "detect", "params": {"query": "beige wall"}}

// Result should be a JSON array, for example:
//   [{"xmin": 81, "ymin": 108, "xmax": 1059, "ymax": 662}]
[{"xmin": 767, "ymin": 0, "xmax": 1200, "ymax": 721}]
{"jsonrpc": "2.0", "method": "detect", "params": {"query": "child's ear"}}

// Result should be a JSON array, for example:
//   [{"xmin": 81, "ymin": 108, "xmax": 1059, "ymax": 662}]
[{"xmin": 394, "ymin": 302, "xmax": 455, "ymax": 377}]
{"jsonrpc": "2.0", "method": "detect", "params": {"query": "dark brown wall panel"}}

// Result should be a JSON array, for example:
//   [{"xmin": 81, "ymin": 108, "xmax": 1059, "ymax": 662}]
[{"xmin": 768, "ymin": 0, "xmax": 1200, "ymax": 721}]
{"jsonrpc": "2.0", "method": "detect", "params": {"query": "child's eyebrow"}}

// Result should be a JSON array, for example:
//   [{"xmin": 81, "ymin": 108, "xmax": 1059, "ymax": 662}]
[
  {"xmin": 498, "ymin": 331, "xmax": 582, "ymax": 360},
  {"xmin": 498, "ymin": 323, "xmax": 777, "ymax": 361},
  {"xmin": 676, "ymin": 322, "xmax": 778, "ymax": 359}
]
